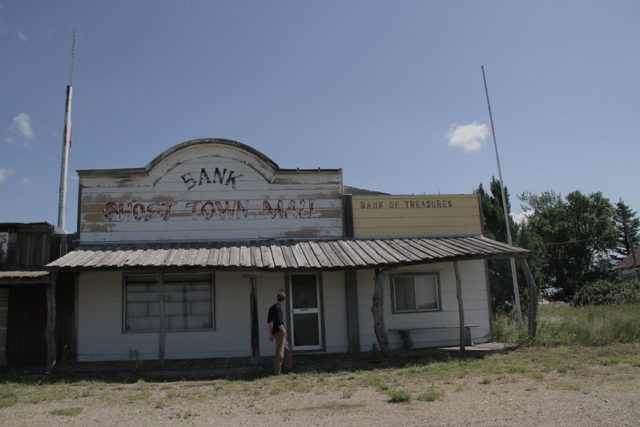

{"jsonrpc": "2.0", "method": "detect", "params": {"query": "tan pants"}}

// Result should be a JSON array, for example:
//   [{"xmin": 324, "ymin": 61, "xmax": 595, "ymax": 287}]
[{"xmin": 273, "ymin": 332, "xmax": 292, "ymax": 375}]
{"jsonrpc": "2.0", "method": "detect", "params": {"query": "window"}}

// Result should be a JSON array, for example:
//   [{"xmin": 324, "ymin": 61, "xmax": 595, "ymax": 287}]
[
  {"xmin": 124, "ymin": 273, "xmax": 214, "ymax": 332},
  {"xmin": 391, "ymin": 273, "xmax": 440, "ymax": 313}
]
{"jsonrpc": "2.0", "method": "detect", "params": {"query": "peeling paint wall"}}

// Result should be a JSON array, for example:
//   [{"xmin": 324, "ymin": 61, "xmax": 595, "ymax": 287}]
[{"xmin": 79, "ymin": 142, "xmax": 343, "ymax": 242}]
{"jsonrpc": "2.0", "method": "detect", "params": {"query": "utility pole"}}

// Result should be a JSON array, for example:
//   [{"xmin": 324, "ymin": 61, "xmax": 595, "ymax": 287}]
[
  {"xmin": 57, "ymin": 27, "xmax": 77, "ymax": 231},
  {"xmin": 481, "ymin": 65, "xmax": 523, "ymax": 326}
]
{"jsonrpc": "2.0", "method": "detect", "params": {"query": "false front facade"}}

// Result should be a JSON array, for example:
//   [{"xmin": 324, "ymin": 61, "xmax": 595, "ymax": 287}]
[{"xmin": 48, "ymin": 138, "xmax": 527, "ymax": 363}]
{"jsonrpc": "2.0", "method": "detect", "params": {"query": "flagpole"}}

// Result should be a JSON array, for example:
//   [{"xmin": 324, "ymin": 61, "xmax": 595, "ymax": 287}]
[
  {"xmin": 481, "ymin": 65, "xmax": 523, "ymax": 326},
  {"xmin": 57, "ymin": 28, "xmax": 77, "ymax": 231}
]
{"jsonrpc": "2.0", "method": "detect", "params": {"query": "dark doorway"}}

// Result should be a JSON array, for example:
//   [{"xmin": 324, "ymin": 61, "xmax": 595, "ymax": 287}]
[{"xmin": 7, "ymin": 284, "xmax": 47, "ymax": 366}]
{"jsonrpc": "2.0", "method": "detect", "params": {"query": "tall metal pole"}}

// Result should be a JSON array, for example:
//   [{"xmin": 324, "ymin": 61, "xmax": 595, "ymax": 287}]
[
  {"xmin": 57, "ymin": 28, "xmax": 77, "ymax": 231},
  {"xmin": 481, "ymin": 65, "xmax": 523, "ymax": 326}
]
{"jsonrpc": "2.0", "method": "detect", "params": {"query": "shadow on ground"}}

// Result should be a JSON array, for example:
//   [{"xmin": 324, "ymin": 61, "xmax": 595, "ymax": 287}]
[{"xmin": 0, "ymin": 345, "xmax": 517, "ymax": 385}]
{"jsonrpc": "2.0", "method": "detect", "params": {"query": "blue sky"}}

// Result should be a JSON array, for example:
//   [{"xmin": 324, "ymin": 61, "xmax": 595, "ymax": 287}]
[{"xmin": 1, "ymin": 1, "xmax": 638, "ymax": 231}]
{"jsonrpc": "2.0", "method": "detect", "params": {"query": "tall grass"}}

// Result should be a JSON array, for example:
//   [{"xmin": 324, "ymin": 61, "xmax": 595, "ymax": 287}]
[{"xmin": 494, "ymin": 303, "xmax": 640, "ymax": 346}]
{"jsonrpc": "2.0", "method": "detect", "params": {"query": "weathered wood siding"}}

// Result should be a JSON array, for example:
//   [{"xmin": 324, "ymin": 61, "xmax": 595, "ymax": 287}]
[
  {"xmin": 351, "ymin": 195, "xmax": 482, "ymax": 238},
  {"xmin": 357, "ymin": 260, "xmax": 491, "ymax": 350},
  {"xmin": 0, "ymin": 223, "xmax": 74, "ymax": 269},
  {"xmin": 79, "ymin": 142, "xmax": 343, "ymax": 242},
  {"xmin": 321, "ymin": 271, "xmax": 348, "ymax": 353},
  {"xmin": 77, "ymin": 271, "xmax": 253, "ymax": 361},
  {"xmin": 0, "ymin": 287, "xmax": 7, "ymax": 366},
  {"xmin": 77, "ymin": 269, "xmax": 349, "ymax": 361}
]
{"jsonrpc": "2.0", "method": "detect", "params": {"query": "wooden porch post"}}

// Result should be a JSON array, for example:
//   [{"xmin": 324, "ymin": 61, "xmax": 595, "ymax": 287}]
[
  {"xmin": 46, "ymin": 271, "xmax": 58, "ymax": 370},
  {"xmin": 453, "ymin": 261, "xmax": 465, "ymax": 351},
  {"xmin": 344, "ymin": 270, "xmax": 360, "ymax": 353},
  {"xmin": 371, "ymin": 268, "xmax": 390, "ymax": 356},
  {"xmin": 245, "ymin": 274, "xmax": 260, "ymax": 366},
  {"xmin": 158, "ymin": 272, "xmax": 166, "ymax": 367},
  {"xmin": 521, "ymin": 259, "xmax": 538, "ymax": 339}
]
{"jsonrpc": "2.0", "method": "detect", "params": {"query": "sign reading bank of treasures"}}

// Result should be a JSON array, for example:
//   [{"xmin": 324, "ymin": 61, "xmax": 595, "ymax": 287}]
[{"xmin": 78, "ymin": 140, "xmax": 343, "ymax": 242}]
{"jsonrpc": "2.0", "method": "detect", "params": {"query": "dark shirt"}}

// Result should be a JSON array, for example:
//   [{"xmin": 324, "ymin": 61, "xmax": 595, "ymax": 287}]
[{"xmin": 267, "ymin": 303, "xmax": 284, "ymax": 335}]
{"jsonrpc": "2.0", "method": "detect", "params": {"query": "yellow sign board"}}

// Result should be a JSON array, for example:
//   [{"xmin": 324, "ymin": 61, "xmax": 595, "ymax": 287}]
[{"xmin": 351, "ymin": 194, "xmax": 482, "ymax": 238}]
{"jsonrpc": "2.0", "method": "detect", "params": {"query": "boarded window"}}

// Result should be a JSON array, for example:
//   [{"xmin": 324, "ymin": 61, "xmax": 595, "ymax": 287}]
[
  {"xmin": 124, "ymin": 273, "xmax": 213, "ymax": 332},
  {"xmin": 392, "ymin": 274, "xmax": 440, "ymax": 313}
]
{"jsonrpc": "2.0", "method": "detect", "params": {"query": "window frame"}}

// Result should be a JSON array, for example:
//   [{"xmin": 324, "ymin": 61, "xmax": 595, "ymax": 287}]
[
  {"xmin": 390, "ymin": 272, "xmax": 441, "ymax": 314},
  {"xmin": 122, "ymin": 271, "xmax": 216, "ymax": 334}
]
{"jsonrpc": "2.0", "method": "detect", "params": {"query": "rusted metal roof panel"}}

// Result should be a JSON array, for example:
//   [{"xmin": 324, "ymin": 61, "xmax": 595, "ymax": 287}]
[{"xmin": 46, "ymin": 236, "xmax": 529, "ymax": 271}]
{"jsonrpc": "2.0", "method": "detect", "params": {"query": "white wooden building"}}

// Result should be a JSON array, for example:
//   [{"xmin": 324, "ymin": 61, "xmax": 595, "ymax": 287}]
[{"xmin": 48, "ymin": 139, "xmax": 527, "ymax": 363}]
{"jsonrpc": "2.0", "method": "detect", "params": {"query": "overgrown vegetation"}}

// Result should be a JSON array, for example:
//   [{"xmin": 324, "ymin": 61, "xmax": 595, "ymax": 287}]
[
  {"xmin": 495, "ymin": 303, "xmax": 640, "ymax": 345},
  {"xmin": 476, "ymin": 178, "xmax": 640, "ymax": 310},
  {"xmin": 572, "ymin": 280, "xmax": 640, "ymax": 306}
]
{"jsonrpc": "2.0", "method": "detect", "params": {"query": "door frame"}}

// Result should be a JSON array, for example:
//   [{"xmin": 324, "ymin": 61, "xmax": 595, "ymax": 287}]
[{"xmin": 287, "ymin": 272, "xmax": 325, "ymax": 352}]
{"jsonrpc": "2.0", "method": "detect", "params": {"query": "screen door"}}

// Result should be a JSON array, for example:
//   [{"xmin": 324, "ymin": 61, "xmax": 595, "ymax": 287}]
[{"xmin": 289, "ymin": 273, "xmax": 322, "ymax": 351}]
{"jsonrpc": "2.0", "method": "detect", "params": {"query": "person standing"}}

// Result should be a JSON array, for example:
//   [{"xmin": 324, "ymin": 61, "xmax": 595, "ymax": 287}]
[{"xmin": 267, "ymin": 290, "xmax": 292, "ymax": 375}]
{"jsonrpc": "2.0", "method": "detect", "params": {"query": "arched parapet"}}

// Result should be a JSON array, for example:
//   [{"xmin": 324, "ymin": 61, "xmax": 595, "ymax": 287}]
[
  {"xmin": 77, "ymin": 138, "xmax": 343, "ymax": 243},
  {"xmin": 146, "ymin": 138, "xmax": 281, "ymax": 184}
]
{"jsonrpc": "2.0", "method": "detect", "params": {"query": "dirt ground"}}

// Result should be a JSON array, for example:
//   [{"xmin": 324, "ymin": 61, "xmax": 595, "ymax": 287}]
[{"xmin": 1, "ymin": 362, "xmax": 638, "ymax": 427}]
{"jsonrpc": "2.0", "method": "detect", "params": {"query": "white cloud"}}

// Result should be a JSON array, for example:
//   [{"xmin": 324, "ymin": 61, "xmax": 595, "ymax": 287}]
[
  {"xmin": 512, "ymin": 212, "xmax": 529, "ymax": 224},
  {"xmin": 446, "ymin": 122, "xmax": 489, "ymax": 153},
  {"xmin": 0, "ymin": 168, "xmax": 13, "ymax": 185},
  {"xmin": 20, "ymin": 176, "xmax": 30, "ymax": 185},
  {"xmin": 5, "ymin": 113, "xmax": 34, "ymax": 149},
  {"xmin": 17, "ymin": 31, "xmax": 27, "ymax": 41}
]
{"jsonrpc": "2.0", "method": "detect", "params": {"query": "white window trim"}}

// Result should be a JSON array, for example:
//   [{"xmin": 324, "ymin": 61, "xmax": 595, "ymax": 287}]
[{"xmin": 390, "ymin": 272, "xmax": 441, "ymax": 314}]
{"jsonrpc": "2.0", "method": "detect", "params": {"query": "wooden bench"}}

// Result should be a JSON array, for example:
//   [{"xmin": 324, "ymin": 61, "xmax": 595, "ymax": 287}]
[{"xmin": 388, "ymin": 325, "xmax": 479, "ymax": 349}]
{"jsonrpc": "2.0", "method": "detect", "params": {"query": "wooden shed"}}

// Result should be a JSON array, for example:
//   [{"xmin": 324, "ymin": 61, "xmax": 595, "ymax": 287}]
[{"xmin": 0, "ymin": 223, "xmax": 74, "ymax": 367}]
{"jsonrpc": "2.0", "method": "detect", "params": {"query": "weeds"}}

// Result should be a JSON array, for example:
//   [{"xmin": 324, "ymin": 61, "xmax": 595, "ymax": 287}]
[
  {"xmin": 417, "ymin": 390, "xmax": 443, "ymax": 402},
  {"xmin": 342, "ymin": 389, "xmax": 354, "ymax": 399},
  {"xmin": 50, "ymin": 407, "xmax": 82, "ymax": 416},
  {"xmin": 388, "ymin": 389, "xmax": 411, "ymax": 403},
  {"xmin": 494, "ymin": 304, "xmax": 640, "ymax": 346}
]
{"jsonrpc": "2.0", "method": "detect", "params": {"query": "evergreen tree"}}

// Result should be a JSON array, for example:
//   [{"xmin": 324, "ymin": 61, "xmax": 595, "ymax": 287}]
[
  {"xmin": 613, "ymin": 199, "xmax": 640, "ymax": 260},
  {"xmin": 475, "ymin": 178, "xmax": 528, "ymax": 314}
]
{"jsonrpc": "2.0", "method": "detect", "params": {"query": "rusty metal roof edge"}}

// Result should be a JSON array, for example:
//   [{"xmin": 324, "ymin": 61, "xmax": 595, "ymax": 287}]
[
  {"xmin": 46, "ymin": 235, "xmax": 529, "ymax": 271},
  {"xmin": 45, "ymin": 251, "xmax": 528, "ymax": 273}
]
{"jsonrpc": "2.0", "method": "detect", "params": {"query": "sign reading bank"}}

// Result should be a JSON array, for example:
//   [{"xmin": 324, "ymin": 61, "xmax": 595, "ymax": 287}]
[{"xmin": 78, "ymin": 139, "xmax": 343, "ymax": 242}]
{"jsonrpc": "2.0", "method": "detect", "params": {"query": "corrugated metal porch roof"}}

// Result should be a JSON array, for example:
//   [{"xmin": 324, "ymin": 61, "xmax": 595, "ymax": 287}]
[
  {"xmin": 0, "ymin": 271, "xmax": 50, "ymax": 284},
  {"xmin": 46, "ymin": 236, "xmax": 528, "ymax": 271}
]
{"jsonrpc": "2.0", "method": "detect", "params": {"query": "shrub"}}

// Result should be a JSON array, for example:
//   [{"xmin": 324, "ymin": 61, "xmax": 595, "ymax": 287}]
[
  {"xmin": 572, "ymin": 280, "xmax": 640, "ymax": 306},
  {"xmin": 492, "ymin": 314, "xmax": 529, "ymax": 344},
  {"xmin": 417, "ymin": 390, "xmax": 443, "ymax": 402},
  {"xmin": 388, "ymin": 389, "xmax": 411, "ymax": 403}
]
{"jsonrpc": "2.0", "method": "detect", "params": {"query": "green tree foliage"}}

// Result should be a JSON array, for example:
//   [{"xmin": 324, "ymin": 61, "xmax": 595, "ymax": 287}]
[
  {"xmin": 613, "ymin": 199, "xmax": 640, "ymax": 260},
  {"xmin": 572, "ymin": 280, "xmax": 640, "ymax": 306},
  {"xmin": 520, "ymin": 190, "xmax": 616, "ymax": 301},
  {"xmin": 475, "ymin": 178, "xmax": 536, "ymax": 314}
]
